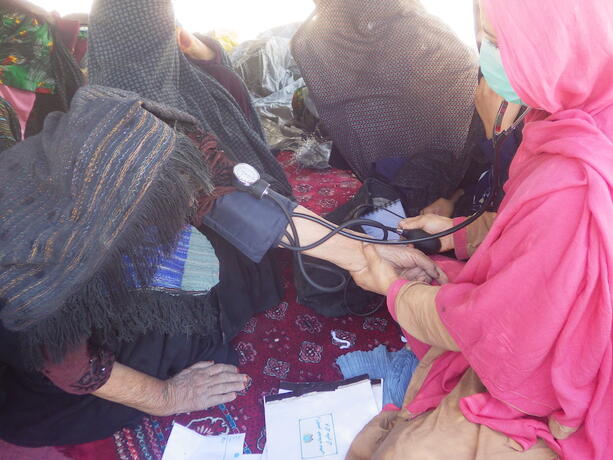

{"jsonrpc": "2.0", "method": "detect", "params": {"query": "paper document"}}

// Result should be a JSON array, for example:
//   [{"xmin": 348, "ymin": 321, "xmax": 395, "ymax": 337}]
[
  {"xmin": 360, "ymin": 200, "xmax": 405, "ymax": 241},
  {"xmin": 162, "ymin": 423, "xmax": 245, "ymax": 460},
  {"xmin": 371, "ymin": 380, "xmax": 383, "ymax": 412},
  {"xmin": 264, "ymin": 377, "xmax": 379, "ymax": 460}
]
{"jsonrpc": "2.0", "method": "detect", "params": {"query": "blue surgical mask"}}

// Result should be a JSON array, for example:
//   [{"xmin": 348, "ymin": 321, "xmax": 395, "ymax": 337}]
[{"xmin": 480, "ymin": 38, "xmax": 524, "ymax": 106}]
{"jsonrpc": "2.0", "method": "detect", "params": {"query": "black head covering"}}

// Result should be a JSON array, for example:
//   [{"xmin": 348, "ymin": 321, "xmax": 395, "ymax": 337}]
[
  {"xmin": 0, "ymin": 86, "xmax": 220, "ymax": 366},
  {"xmin": 88, "ymin": 0, "xmax": 292, "ymax": 196},
  {"xmin": 292, "ymin": 0, "xmax": 482, "ymax": 209}
]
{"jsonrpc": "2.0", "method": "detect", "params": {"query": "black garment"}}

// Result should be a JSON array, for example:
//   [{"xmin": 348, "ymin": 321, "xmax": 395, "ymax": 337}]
[
  {"xmin": 89, "ymin": 0, "xmax": 292, "ymax": 196},
  {"xmin": 292, "ymin": 0, "xmax": 478, "ymax": 190},
  {"xmin": 200, "ymin": 227, "xmax": 284, "ymax": 342},
  {"xmin": 0, "ymin": 286, "xmax": 235, "ymax": 447},
  {"xmin": 0, "ymin": 225, "xmax": 282, "ymax": 447},
  {"xmin": 389, "ymin": 111, "xmax": 485, "ymax": 216}
]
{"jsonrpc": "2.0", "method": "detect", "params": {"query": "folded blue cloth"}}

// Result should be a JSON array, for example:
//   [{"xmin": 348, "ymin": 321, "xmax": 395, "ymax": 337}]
[{"xmin": 336, "ymin": 344, "xmax": 419, "ymax": 408}]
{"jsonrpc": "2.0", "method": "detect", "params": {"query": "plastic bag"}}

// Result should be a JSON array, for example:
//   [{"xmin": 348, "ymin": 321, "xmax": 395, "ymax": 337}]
[
  {"xmin": 231, "ymin": 23, "xmax": 333, "ymax": 168},
  {"xmin": 294, "ymin": 137, "xmax": 332, "ymax": 170},
  {"xmin": 231, "ymin": 35, "xmax": 301, "ymax": 98}
]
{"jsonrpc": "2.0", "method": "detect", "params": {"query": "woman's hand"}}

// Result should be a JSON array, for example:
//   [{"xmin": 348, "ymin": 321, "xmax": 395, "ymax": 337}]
[
  {"xmin": 421, "ymin": 189, "xmax": 464, "ymax": 217},
  {"xmin": 351, "ymin": 244, "xmax": 402, "ymax": 295},
  {"xmin": 176, "ymin": 28, "xmax": 216, "ymax": 61},
  {"xmin": 352, "ymin": 244, "xmax": 447, "ymax": 295},
  {"xmin": 160, "ymin": 362, "xmax": 248, "ymax": 416},
  {"xmin": 399, "ymin": 214, "xmax": 455, "ymax": 253},
  {"xmin": 421, "ymin": 197, "xmax": 455, "ymax": 217},
  {"xmin": 375, "ymin": 244, "xmax": 446, "ymax": 285}
]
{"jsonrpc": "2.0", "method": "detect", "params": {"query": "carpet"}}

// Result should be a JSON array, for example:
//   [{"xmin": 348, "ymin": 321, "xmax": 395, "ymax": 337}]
[{"xmin": 31, "ymin": 152, "xmax": 405, "ymax": 459}]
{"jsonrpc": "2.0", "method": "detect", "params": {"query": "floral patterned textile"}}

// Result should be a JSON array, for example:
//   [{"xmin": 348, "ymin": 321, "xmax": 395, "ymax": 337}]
[
  {"xmin": 50, "ymin": 152, "xmax": 406, "ymax": 459},
  {"xmin": 0, "ymin": 9, "xmax": 55, "ymax": 94}
]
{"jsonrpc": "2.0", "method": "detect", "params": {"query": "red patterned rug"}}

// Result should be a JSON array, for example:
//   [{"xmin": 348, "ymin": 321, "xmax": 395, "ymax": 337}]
[{"xmin": 45, "ymin": 152, "xmax": 404, "ymax": 459}]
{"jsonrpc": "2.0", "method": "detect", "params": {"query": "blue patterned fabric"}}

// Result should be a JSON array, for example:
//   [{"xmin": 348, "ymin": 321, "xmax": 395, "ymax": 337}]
[
  {"xmin": 132, "ymin": 226, "xmax": 220, "ymax": 293},
  {"xmin": 181, "ymin": 227, "xmax": 220, "ymax": 292}
]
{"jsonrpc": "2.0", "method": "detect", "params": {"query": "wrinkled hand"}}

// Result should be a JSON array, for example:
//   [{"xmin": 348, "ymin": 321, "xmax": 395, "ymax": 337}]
[
  {"xmin": 421, "ymin": 197, "xmax": 455, "ymax": 217},
  {"xmin": 399, "ymin": 214, "xmax": 455, "ymax": 253},
  {"xmin": 177, "ymin": 28, "xmax": 216, "ymax": 61},
  {"xmin": 375, "ymin": 244, "xmax": 446, "ymax": 284},
  {"xmin": 161, "ymin": 362, "xmax": 247, "ymax": 416},
  {"xmin": 351, "ymin": 244, "xmax": 402, "ymax": 295},
  {"xmin": 475, "ymin": 77, "xmax": 521, "ymax": 139},
  {"xmin": 352, "ymin": 244, "xmax": 447, "ymax": 295}
]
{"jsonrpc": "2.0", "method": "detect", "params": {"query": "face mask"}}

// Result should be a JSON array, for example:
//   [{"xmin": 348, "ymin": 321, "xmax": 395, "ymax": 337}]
[{"xmin": 480, "ymin": 38, "xmax": 524, "ymax": 106}]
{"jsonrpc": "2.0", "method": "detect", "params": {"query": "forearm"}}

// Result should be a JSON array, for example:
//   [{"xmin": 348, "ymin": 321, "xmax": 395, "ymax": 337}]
[
  {"xmin": 93, "ymin": 362, "xmax": 170, "ymax": 416},
  {"xmin": 394, "ymin": 284, "xmax": 459, "ymax": 351},
  {"xmin": 453, "ymin": 211, "xmax": 497, "ymax": 259},
  {"xmin": 284, "ymin": 205, "xmax": 366, "ymax": 273}
]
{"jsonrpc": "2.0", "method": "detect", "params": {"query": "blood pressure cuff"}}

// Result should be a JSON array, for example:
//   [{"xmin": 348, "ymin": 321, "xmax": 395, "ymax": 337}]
[{"xmin": 202, "ymin": 191, "xmax": 297, "ymax": 263}]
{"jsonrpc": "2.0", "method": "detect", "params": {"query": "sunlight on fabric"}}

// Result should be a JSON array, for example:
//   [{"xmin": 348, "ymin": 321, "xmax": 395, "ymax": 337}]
[{"xmin": 28, "ymin": 0, "xmax": 475, "ymax": 45}]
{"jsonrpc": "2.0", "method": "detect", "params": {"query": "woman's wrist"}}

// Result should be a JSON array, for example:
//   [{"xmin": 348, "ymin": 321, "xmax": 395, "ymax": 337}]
[
  {"xmin": 93, "ymin": 362, "xmax": 172, "ymax": 417},
  {"xmin": 387, "ymin": 280, "xmax": 428, "ymax": 321}
]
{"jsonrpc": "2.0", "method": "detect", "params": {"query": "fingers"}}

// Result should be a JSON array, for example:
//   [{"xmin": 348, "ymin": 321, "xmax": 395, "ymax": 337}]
[
  {"xmin": 362, "ymin": 243, "xmax": 382, "ymax": 266},
  {"xmin": 400, "ymin": 267, "xmax": 432, "ymax": 284},
  {"xmin": 206, "ymin": 392, "xmax": 238, "ymax": 407},
  {"xmin": 408, "ymin": 250, "xmax": 440, "ymax": 280},
  {"xmin": 435, "ymin": 264, "xmax": 449, "ymax": 284},
  {"xmin": 203, "ymin": 363, "xmax": 239, "ymax": 376},
  {"xmin": 188, "ymin": 361, "xmax": 215, "ymax": 370},
  {"xmin": 206, "ymin": 371, "xmax": 248, "ymax": 386},
  {"xmin": 425, "ymin": 199, "xmax": 454, "ymax": 218},
  {"xmin": 208, "ymin": 380, "xmax": 247, "ymax": 396},
  {"xmin": 398, "ymin": 215, "xmax": 427, "ymax": 231},
  {"xmin": 177, "ymin": 27, "xmax": 192, "ymax": 51},
  {"xmin": 176, "ymin": 27, "xmax": 215, "ymax": 60}
]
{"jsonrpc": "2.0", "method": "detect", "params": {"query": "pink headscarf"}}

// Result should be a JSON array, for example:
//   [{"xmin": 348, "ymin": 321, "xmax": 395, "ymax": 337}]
[{"xmin": 408, "ymin": 1, "xmax": 613, "ymax": 458}]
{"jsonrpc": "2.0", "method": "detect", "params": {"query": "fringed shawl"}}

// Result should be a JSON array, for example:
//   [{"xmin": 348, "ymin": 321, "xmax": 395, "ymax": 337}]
[{"xmin": 0, "ymin": 86, "xmax": 221, "ymax": 367}]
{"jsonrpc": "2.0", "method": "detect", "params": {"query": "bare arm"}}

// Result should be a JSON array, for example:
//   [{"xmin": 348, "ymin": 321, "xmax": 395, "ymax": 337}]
[
  {"xmin": 283, "ymin": 205, "xmax": 445, "ymax": 283},
  {"xmin": 93, "ymin": 361, "xmax": 247, "ymax": 417},
  {"xmin": 283, "ymin": 206, "xmax": 367, "ymax": 272}
]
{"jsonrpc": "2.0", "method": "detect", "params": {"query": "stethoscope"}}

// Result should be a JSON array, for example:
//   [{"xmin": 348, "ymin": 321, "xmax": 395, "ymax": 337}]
[{"xmin": 233, "ymin": 102, "xmax": 530, "ymax": 310}]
